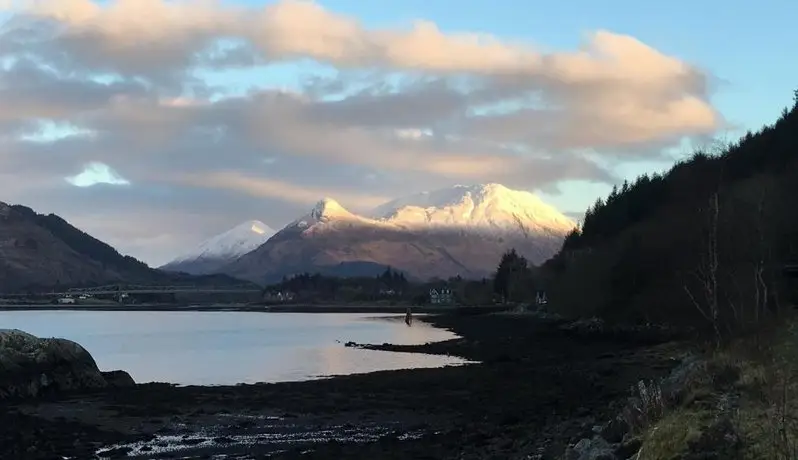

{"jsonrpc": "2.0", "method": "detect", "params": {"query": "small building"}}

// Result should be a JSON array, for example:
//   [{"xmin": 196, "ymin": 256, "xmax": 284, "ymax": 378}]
[
  {"xmin": 57, "ymin": 297, "xmax": 75, "ymax": 304},
  {"xmin": 429, "ymin": 288, "xmax": 454, "ymax": 305},
  {"xmin": 264, "ymin": 291, "xmax": 296, "ymax": 303},
  {"xmin": 535, "ymin": 290, "xmax": 548, "ymax": 306}
]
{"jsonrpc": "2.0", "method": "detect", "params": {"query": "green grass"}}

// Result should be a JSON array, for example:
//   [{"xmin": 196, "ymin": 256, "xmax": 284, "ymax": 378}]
[
  {"xmin": 735, "ymin": 320, "xmax": 798, "ymax": 460},
  {"xmin": 637, "ymin": 409, "xmax": 709, "ymax": 460},
  {"xmin": 633, "ymin": 316, "xmax": 798, "ymax": 459}
]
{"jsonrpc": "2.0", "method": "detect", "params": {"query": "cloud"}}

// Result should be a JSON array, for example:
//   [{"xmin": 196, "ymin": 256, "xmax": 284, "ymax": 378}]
[
  {"xmin": 0, "ymin": 0, "xmax": 723, "ymax": 264},
  {"xmin": 177, "ymin": 171, "xmax": 391, "ymax": 211},
  {"xmin": 66, "ymin": 161, "xmax": 130, "ymax": 187}
]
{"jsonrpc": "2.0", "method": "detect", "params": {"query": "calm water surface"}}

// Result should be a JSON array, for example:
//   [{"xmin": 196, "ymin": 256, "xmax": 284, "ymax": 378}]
[{"xmin": 0, "ymin": 311, "xmax": 470, "ymax": 385}]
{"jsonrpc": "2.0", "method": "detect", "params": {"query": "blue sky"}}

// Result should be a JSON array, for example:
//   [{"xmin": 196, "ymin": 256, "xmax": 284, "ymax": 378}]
[{"xmin": 2, "ymin": 0, "xmax": 795, "ymax": 263}]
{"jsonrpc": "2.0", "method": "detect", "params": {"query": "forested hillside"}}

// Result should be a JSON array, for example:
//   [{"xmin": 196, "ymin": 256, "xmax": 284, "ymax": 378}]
[
  {"xmin": 539, "ymin": 94, "xmax": 798, "ymax": 339},
  {"xmin": 0, "ymin": 204, "xmax": 249, "ymax": 291},
  {"xmin": 11, "ymin": 206, "xmax": 154, "ymax": 277}
]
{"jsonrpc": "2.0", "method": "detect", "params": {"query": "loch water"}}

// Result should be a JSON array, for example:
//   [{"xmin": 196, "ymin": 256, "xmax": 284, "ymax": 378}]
[{"xmin": 0, "ymin": 311, "xmax": 470, "ymax": 385}]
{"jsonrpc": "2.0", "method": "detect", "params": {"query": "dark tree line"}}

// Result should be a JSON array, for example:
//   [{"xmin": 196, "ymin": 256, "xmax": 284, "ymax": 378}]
[
  {"xmin": 560, "ymin": 93, "xmax": 798, "ymax": 257},
  {"xmin": 563, "ymin": 173, "xmax": 668, "ymax": 250},
  {"xmin": 266, "ymin": 268, "xmax": 412, "ymax": 302},
  {"xmin": 539, "ymin": 90, "xmax": 798, "ymax": 339},
  {"xmin": 266, "ymin": 267, "xmax": 501, "ymax": 306}
]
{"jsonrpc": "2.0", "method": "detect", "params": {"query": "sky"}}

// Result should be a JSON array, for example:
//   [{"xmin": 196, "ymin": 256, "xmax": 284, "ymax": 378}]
[{"xmin": 0, "ymin": 0, "xmax": 796, "ymax": 266}]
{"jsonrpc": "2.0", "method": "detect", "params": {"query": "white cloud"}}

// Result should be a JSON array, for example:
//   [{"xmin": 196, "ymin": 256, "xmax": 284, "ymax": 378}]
[
  {"xmin": 178, "ymin": 171, "xmax": 391, "ymax": 211},
  {"xmin": 0, "ymin": 0, "xmax": 723, "ymax": 264},
  {"xmin": 66, "ymin": 161, "xmax": 130, "ymax": 187}
]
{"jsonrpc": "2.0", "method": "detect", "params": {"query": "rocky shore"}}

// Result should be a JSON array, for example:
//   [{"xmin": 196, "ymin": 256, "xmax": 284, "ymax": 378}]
[{"xmin": 1, "ymin": 314, "xmax": 689, "ymax": 459}]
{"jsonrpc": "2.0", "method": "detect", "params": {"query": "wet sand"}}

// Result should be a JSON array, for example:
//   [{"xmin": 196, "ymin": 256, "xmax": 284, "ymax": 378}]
[{"xmin": 1, "ymin": 313, "xmax": 686, "ymax": 459}]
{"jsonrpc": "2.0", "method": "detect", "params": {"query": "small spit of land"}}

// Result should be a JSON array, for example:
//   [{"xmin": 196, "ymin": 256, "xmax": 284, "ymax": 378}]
[{"xmin": 0, "ymin": 311, "xmax": 689, "ymax": 459}]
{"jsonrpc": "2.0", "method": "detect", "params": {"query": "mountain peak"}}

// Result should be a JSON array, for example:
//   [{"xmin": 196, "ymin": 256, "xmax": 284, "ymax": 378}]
[
  {"xmin": 479, "ymin": 182, "xmax": 510, "ymax": 193},
  {"xmin": 160, "ymin": 219, "xmax": 276, "ymax": 272},
  {"xmin": 310, "ymin": 198, "xmax": 351, "ymax": 220}
]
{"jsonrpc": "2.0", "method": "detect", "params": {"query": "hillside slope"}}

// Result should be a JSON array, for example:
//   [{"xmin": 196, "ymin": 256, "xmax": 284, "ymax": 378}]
[
  {"xmin": 0, "ymin": 203, "xmax": 246, "ymax": 292},
  {"xmin": 0, "ymin": 204, "xmax": 121, "ymax": 290},
  {"xmin": 541, "ymin": 96, "xmax": 798, "ymax": 335}
]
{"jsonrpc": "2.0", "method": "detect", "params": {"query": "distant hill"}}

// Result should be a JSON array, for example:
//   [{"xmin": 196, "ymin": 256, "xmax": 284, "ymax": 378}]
[{"xmin": 0, "ymin": 203, "xmax": 248, "ymax": 292}]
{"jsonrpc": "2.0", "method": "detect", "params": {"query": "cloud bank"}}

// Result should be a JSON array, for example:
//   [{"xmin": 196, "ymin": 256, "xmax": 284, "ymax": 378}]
[{"xmin": 0, "ymin": 0, "xmax": 721, "ymax": 264}]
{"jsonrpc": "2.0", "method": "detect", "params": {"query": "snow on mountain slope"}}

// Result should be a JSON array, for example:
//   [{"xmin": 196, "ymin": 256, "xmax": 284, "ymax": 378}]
[
  {"xmin": 160, "ymin": 220, "xmax": 276, "ymax": 275},
  {"xmin": 277, "ymin": 198, "xmax": 396, "ymax": 237},
  {"xmin": 288, "ymin": 185, "xmax": 575, "ymax": 236},
  {"xmin": 294, "ymin": 198, "xmax": 364, "ymax": 227},
  {"xmin": 371, "ymin": 183, "xmax": 575, "ymax": 235},
  {"xmin": 222, "ymin": 184, "xmax": 576, "ymax": 284}
]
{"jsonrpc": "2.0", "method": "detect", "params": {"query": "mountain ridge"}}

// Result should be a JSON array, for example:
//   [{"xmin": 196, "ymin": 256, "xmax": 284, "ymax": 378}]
[
  {"xmin": 0, "ymin": 202, "xmax": 247, "ymax": 292},
  {"xmin": 221, "ymin": 183, "xmax": 575, "ymax": 284}
]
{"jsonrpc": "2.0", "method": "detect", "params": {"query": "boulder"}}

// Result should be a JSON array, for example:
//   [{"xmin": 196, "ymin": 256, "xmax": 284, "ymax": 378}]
[
  {"xmin": 659, "ymin": 354, "xmax": 710, "ymax": 403},
  {"xmin": 0, "ymin": 329, "xmax": 134, "ymax": 399},
  {"xmin": 595, "ymin": 417, "xmax": 630, "ymax": 443},
  {"xmin": 102, "ymin": 370, "xmax": 136, "ymax": 388},
  {"xmin": 564, "ymin": 436, "xmax": 617, "ymax": 460}
]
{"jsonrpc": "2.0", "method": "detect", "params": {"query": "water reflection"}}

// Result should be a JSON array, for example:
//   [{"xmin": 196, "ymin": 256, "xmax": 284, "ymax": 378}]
[{"xmin": 0, "ymin": 311, "xmax": 470, "ymax": 385}]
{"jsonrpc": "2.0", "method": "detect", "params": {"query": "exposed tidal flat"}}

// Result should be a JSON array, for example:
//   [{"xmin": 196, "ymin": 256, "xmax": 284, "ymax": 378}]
[{"xmin": 0, "ymin": 310, "xmax": 684, "ymax": 459}]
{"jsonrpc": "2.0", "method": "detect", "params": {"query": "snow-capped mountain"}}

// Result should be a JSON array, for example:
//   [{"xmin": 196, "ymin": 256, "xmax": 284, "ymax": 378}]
[
  {"xmin": 160, "ymin": 220, "xmax": 276, "ymax": 275},
  {"xmin": 222, "ymin": 184, "xmax": 575, "ymax": 284},
  {"xmin": 371, "ymin": 183, "xmax": 575, "ymax": 235}
]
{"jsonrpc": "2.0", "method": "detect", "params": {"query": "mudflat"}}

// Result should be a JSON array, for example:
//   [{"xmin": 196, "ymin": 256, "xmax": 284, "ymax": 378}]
[{"xmin": 2, "ymin": 313, "xmax": 686, "ymax": 459}]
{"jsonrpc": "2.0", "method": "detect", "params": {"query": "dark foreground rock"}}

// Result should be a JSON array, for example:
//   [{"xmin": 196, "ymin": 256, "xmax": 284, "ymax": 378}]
[
  {"xmin": 3, "ymin": 315, "xmax": 686, "ymax": 459},
  {"xmin": 0, "ymin": 329, "xmax": 133, "ymax": 400}
]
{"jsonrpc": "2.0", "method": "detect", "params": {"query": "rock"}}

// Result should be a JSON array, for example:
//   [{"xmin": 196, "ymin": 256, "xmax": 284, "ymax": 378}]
[
  {"xmin": 564, "ymin": 436, "xmax": 617, "ymax": 460},
  {"xmin": 560, "ymin": 318, "xmax": 606, "ymax": 335},
  {"xmin": 598, "ymin": 417, "xmax": 630, "ymax": 443},
  {"xmin": 102, "ymin": 370, "xmax": 136, "ymax": 388},
  {"xmin": 614, "ymin": 437, "xmax": 642, "ymax": 459},
  {"xmin": 659, "ymin": 355, "xmax": 710, "ymax": 403},
  {"xmin": 0, "ymin": 329, "xmax": 124, "ymax": 399}
]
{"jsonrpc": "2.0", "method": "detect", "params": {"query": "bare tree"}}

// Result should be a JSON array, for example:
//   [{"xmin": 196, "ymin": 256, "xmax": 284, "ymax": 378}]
[
  {"xmin": 752, "ymin": 182, "xmax": 769, "ymax": 325},
  {"xmin": 684, "ymin": 190, "xmax": 722, "ymax": 345},
  {"xmin": 719, "ymin": 175, "xmax": 781, "ymax": 336}
]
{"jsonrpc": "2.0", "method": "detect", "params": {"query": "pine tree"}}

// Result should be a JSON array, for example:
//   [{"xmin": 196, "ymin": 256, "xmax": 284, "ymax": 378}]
[{"xmin": 493, "ymin": 249, "xmax": 531, "ymax": 303}]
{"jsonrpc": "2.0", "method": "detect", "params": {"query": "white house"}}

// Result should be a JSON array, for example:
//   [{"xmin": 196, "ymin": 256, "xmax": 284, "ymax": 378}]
[
  {"xmin": 429, "ymin": 288, "xmax": 454, "ymax": 305},
  {"xmin": 264, "ymin": 291, "xmax": 296, "ymax": 302},
  {"xmin": 535, "ymin": 290, "xmax": 548, "ymax": 306}
]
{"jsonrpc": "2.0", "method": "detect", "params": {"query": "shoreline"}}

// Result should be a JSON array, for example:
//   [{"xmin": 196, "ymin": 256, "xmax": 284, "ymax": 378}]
[
  {"xmin": 2, "ymin": 312, "xmax": 687, "ymax": 459},
  {"xmin": 0, "ymin": 303, "xmax": 513, "ymax": 314}
]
